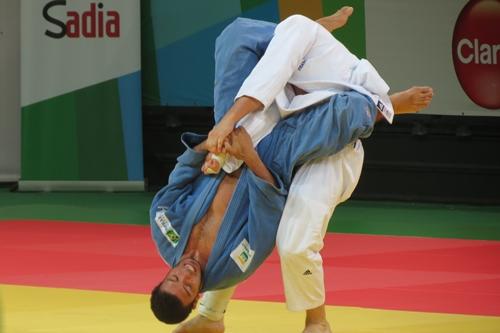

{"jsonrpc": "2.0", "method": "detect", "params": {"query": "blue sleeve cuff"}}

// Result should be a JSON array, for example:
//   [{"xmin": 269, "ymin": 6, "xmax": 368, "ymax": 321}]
[
  {"xmin": 181, "ymin": 132, "xmax": 207, "ymax": 149},
  {"xmin": 178, "ymin": 132, "xmax": 208, "ymax": 165}
]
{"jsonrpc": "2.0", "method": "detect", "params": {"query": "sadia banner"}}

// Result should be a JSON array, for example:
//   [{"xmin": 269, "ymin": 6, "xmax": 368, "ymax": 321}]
[{"xmin": 20, "ymin": 0, "xmax": 143, "ymax": 191}]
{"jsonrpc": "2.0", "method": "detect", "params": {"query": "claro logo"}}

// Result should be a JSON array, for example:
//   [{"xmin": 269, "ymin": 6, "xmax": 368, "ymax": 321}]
[
  {"xmin": 452, "ymin": 0, "xmax": 499, "ymax": 109},
  {"xmin": 43, "ymin": 0, "xmax": 120, "ymax": 39}
]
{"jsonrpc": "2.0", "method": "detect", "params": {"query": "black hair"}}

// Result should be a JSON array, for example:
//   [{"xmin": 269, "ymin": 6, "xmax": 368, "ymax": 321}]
[{"xmin": 150, "ymin": 283, "xmax": 194, "ymax": 324}]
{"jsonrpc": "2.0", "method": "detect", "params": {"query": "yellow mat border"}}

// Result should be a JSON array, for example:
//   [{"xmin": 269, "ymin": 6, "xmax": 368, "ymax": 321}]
[{"xmin": 1, "ymin": 284, "xmax": 499, "ymax": 333}]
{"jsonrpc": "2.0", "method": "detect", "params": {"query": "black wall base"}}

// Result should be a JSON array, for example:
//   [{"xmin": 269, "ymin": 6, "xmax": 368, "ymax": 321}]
[{"xmin": 143, "ymin": 107, "xmax": 500, "ymax": 205}]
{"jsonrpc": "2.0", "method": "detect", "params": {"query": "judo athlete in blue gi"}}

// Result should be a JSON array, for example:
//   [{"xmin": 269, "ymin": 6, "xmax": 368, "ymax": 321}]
[{"xmin": 150, "ymin": 7, "xmax": 433, "ymax": 333}]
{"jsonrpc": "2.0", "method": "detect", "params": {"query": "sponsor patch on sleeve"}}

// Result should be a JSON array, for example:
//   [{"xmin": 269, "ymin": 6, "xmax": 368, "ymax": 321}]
[
  {"xmin": 230, "ymin": 239, "xmax": 255, "ymax": 273},
  {"xmin": 377, "ymin": 100, "xmax": 394, "ymax": 124},
  {"xmin": 155, "ymin": 211, "xmax": 180, "ymax": 247}
]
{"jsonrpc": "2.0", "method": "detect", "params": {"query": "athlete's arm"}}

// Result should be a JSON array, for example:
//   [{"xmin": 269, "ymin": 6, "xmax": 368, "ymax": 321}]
[
  {"xmin": 206, "ymin": 96, "xmax": 264, "ymax": 153},
  {"xmin": 193, "ymin": 139, "xmax": 209, "ymax": 153},
  {"xmin": 207, "ymin": 15, "xmax": 320, "ymax": 154}
]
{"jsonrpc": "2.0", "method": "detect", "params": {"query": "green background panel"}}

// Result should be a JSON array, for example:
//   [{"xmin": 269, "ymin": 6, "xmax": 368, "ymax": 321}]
[
  {"xmin": 323, "ymin": 0, "xmax": 366, "ymax": 58},
  {"xmin": 241, "ymin": 0, "xmax": 270, "ymax": 12},
  {"xmin": 330, "ymin": 200, "xmax": 500, "ymax": 241},
  {"xmin": 0, "ymin": 188, "xmax": 152, "ymax": 225},
  {"xmin": 75, "ymin": 79, "xmax": 127, "ymax": 180},
  {"xmin": 21, "ymin": 80, "xmax": 128, "ymax": 181},
  {"xmin": 21, "ymin": 94, "xmax": 79, "ymax": 180},
  {"xmin": 150, "ymin": 0, "xmax": 241, "ymax": 49}
]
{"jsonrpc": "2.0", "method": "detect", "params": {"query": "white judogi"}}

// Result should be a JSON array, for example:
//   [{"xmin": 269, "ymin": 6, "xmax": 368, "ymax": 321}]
[{"xmin": 199, "ymin": 15, "xmax": 394, "ymax": 319}]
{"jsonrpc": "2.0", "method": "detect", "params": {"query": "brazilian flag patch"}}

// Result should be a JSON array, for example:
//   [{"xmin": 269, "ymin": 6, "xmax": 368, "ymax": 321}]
[{"xmin": 155, "ymin": 211, "xmax": 180, "ymax": 247}]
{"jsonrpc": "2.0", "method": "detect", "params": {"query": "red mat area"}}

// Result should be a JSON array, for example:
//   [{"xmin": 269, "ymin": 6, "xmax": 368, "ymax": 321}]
[{"xmin": 1, "ymin": 220, "xmax": 499, "ymax": 316}]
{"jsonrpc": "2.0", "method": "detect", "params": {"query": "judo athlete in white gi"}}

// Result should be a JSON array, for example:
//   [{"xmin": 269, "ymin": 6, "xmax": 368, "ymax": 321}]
[{"xmin": 152, "ymin": 7, "xmax": 433, "ymax": 333}]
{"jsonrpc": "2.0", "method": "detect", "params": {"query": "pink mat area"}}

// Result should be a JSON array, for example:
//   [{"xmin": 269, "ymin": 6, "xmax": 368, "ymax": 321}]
[{"xmin": 1, "ymin": 220, "xmax": 499, "ymax": 316}]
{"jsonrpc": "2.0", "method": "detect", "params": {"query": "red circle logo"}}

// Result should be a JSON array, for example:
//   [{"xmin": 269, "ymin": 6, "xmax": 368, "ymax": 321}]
[{"xmin": 452, "ymin": 0, "xmax": 500, "ymax": 110}]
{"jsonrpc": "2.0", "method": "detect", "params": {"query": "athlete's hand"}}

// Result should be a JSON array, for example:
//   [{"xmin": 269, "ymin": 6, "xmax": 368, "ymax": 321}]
[
  {"xmin": 223, "ymin": 127, "xmax": 255, "ymax": 162},
  {"xmin": 206, "ymin": 117, "xmax": 236, "ymax": 154},
  {"xmin": 201, "ymin": 152, "xmax": 223, "ymax": 175}
]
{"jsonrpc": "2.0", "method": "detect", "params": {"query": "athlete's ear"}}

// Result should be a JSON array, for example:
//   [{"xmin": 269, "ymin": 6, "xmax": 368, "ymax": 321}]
[{"xmin": 192, "ymin": 293, "xmax": 202, "ymax": 309}]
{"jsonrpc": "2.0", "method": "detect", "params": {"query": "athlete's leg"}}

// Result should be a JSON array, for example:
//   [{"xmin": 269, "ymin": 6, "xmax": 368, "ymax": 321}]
[{"xmin": 276, "ymin": 142, "xmax": 364, "ymax": 333}]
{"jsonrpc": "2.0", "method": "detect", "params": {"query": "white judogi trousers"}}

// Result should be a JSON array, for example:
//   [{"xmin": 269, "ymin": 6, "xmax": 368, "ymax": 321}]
[{"xmin": 276, "ymin": 140, "xmax": 364, "ymax": 311}]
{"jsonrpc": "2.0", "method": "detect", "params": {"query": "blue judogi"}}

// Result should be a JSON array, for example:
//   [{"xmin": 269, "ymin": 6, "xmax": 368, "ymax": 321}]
[{"xmin": 150, "ymin": 18, "xmax": 377, "ymax": 292}]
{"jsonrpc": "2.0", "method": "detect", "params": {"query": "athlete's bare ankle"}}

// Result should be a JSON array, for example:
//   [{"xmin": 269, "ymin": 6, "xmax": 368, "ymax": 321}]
[{"xmin": 305, "ymin": 305, "xmax": 327, "ymax": 324}]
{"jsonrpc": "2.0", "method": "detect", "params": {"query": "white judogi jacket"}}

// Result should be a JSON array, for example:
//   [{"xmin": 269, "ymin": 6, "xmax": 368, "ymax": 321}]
[{"xmin": 222, "ymin": 15, "xmax": 394, "ymax": 173}]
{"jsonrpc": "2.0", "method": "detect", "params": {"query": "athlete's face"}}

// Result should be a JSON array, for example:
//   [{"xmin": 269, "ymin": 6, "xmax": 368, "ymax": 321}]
[{"xmin": 161, "ymin": 257, "xmax": 202, "ymax": 307}]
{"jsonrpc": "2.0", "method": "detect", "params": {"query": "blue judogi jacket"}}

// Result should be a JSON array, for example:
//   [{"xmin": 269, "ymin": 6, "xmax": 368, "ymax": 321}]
[{"xmin": 150, "ymin": 91, "xmax": 377, "ymax": 291}]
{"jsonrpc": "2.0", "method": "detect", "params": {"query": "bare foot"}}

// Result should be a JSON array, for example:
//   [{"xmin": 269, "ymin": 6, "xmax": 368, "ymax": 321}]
[
  {"xmin": 390, "ymin": 86, "xmax": 434, "ymax": 115},
  {"xmin": 303, "ymin": 320, "xmax": 332, "ymax": 333},
  {"xmin": 316, "ymin": 6, "xmax": 354, "ymax": 32},
  {"xmin": 172, "ymin": 315, "xmax": 224, "ymax": 333}
]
